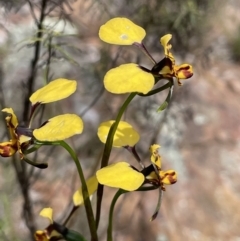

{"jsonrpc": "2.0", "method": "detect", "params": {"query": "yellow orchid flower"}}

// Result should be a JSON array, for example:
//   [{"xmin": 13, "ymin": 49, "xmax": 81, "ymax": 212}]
[
  {"xmin": 146, "ymin": 144, "xmax": 177, "ymax": 189},
  {"xmin": 0, "ymin": 79, "xmax": 84, "ymax": 167},
  {"xmin": 34, "ymin": 208, "xmax": 61, "ymax": 241},
  {"xmin": 96, "ymin": 144, "xmax": 177, "ymax": 192},
  {"xmin": 99, "ymin": 18, "xmax": 193, "ymax": 95},
  {"xmin": 36, "ymin": 178, "xmax": 97, "ymax": 241},
  {"xmin": 30, "ymin": 79, "xmax": 83, "ymax": 142},
  {"xmin": 0, "ymin": 108, "xmax": 31, "ymax": 159},
  {"xmin": 35, "ymin": 207, "xmax": 87, "ymax": 241},
  {"xmin": 152, "ymin": 34, "xmax": 193, "ymax": 85}
]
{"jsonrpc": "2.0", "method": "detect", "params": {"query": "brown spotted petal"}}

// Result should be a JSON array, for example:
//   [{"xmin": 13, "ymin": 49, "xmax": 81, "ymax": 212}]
[
  {"xmin": 0, "ymin": 141, "xmax": 18, "ymax": 157},
  {"xmin": 160, "ymin": 170, "xmax": 177, "ymax": 185},
  {"xmin": 174, "ymin": 64, "xmax": 193, "ymax": 85}
]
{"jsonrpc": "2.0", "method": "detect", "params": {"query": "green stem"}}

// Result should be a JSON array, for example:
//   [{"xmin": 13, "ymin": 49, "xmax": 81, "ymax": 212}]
[
  {"xmin": 23, "ymin": 144, "xmax": 42, "ymax": 155},
  {"xmin": 63, "ymin": 206, "xmax": 78, "ymax": 226},
  {"xmin": 59, "ymin": 141, "xmax": 98, "ymax": 241},
  {"xmin": 101, "ymin": 92, "xmax": 137, "ymax": 168},
  {"xmin": 107, "ymin": 185, "xmax": 159, "ymax": 241},
  {"xmin": 107, "ymin": 189, "xmax": 126, "ymax": 241},
  {"xmin": 96, "ymin": 93, "xmax": 137, "ymax": 228},
  {"xmin": 37, "ymin": 140, "xmax": 98, "ymax": 241},
  {"xmin": 137, "ymin": 185, "xmax": 159, "ymax": 192},
  {"xmin": 138, "ymin": 82, "xmax": 170, "ymax": 97},
  {"xmin": 150, "ymin": 188, "xmax": 163, "ymax": 221}
]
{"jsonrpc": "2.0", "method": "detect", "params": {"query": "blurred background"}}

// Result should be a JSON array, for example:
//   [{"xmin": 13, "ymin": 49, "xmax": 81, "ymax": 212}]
[{"xmin": 0, "ymin": 0, "xmax": 240, "ymax": 240}]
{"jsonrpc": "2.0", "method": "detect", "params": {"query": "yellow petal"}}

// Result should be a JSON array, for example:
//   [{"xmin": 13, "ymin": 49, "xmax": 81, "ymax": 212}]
[
  {"xmin": 39, "ymin": 207, "xmax": 53, "ymax": 224},
  {"xmin": 160, "ymin": 170, "xmax": 177, "ymax": 185},
  {"xmin": 96, "ymin": 162, "xmax": 144, "ymax": 191},
  {"xmin": 104, "ymin": 64, "xmax": 154, "ymax": 94},
  {"xmin": 160, "ymin": 34, "xmax": 172, "ymax": 55},
  {"xmin": 73, "ymin": 175, "xmax": 98, "ymax": 207},
  {"xmin": 99, "ymin": 17, "xmax": 146, "ymax": 45},
  {"xmin": 33, "ymin": 114, "xmax": 84, "ymax": 141},
  {"xmin": 97, "ymin": 120, "xmax": 139, "ymax": 147},
  {"xmin": 149, "ymin": 144, "xmax": 160, "ymax": 153},
  {"xmin": 149, "ymin": 144, "xmax": 161, "ymax": 169},
  {"xmin": 2, "ymin": 108, "xmax": 18, "ymax": 128},
  {"xmin": 30, "ymin": 79, "xmax": 77, "ymax": 105}
]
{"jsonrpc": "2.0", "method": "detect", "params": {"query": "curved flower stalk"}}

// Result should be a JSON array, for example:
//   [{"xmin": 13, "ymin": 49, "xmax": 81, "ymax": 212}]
[
  {"xmin": 99, "ymin": 17, "xmax": 193, "ymax": 95},
  {"xmin": 0, "ymin": 78, "xmax": 83, "ymax": 168}
]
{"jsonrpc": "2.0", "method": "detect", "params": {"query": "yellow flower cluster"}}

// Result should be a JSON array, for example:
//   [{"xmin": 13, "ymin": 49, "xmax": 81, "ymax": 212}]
[
  {"xmin": 0, "ymin": 79, "xmax": 83, "ymax": 162},
  {"xmin": 30, "ymin": 17, "xmax": 188, "ymax": 239},
  {"xmin": 99, "ymin": 17, "xmax": 193, "ymax": 94}
]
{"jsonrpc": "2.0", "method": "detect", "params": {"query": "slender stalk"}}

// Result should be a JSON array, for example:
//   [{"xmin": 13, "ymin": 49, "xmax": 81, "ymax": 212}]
[
  {"xmin": 55, "ymin": 141, "xmax": 98, "ymax": 241},
  {"xmin": 96, "ymin": 92, "xmax": 137, "ymax": 228},
  {"xmin": 134, "ymin": 42, "xmax": 157, "ymax": 65},
  {"xmin": 107, "ymin": 190, "xmax": 126, "ymax": 241},
  {"xmin": 63, "ymin": 206, "xmax": 79, "ymax": 226},
  {"xmin": 150, "ymin": 188, "xmax": 163, "ymax": 221},
  {"xmin": 124, "ymin": 145, "xmax": 144, "ymax": 169},
  {"xmin": 100, "ymin": 93, "xmax": 137, "ymax": 168},
  {"xmin": 107, "ymin": 185, "xmax": 159, "ymax": 241},
  {"xmin": 138, "ymin": 82, "xmax": 170, "ymax": 97}
]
